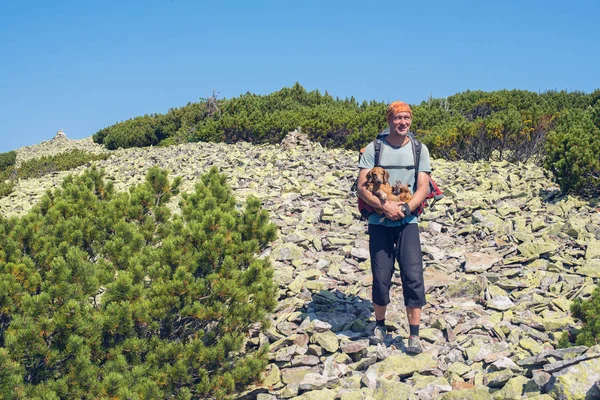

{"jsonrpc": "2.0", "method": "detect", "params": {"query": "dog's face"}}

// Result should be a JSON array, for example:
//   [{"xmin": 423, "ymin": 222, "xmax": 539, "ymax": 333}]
[
  {"xmin": 394, "ymin": 183, "xmax": 411, "ymax": 195},
  {"xmin": 366, "ymin": 167, "xmax": 389, "ymax": 185},
  {"xmin": 391, "ymin": 182, "xmax": 413, "ymax": 202}
]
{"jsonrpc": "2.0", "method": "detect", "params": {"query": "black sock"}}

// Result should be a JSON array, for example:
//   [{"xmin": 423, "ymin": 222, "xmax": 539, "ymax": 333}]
[
  {"xmin": 376, "ymin": 319, "xmax": 386, "ymax": 327},
  {"xmin": 410, "ymin": 325, "xmax": 420, "ymax": 337}
]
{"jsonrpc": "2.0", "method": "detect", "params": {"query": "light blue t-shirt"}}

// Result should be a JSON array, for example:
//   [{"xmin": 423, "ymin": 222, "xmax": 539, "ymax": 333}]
[{"xmin": 358, "ymin": 136, "xmax": 431, "ymax": 226}]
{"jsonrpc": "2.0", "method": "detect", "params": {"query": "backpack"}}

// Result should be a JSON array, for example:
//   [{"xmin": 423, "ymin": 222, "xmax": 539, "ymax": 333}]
[{"xmin": 351, "ymin": 129, "xmax": 444, "ymax": 220}]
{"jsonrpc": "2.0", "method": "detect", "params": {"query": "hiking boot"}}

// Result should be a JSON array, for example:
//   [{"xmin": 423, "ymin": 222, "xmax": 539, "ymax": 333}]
[
  {"xmin": 369, "ymin": 325, "xmax": 387, "ymax": 345},
  {"xmin": 405, "ymin": 336, "xmax": 423, "ymax": 354}
]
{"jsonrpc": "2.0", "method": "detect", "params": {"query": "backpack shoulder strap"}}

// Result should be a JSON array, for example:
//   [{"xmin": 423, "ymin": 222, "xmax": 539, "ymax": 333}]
[
  {"xmin": 374, "ymin": 138, "xmax": 382, "ymax": 167},
  {"xmin": 373, "ymin": 132, "xmax": 388, "ymax": 167},
  {"xmin": 410, "ymin": 133, "xmax": 422, "ymax": 190}
]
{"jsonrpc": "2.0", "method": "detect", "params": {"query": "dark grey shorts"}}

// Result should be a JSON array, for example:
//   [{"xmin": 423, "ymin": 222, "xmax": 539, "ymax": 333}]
[{"xmin": 368, "ymin": 223, "xmax": 426, "ymax": 308}]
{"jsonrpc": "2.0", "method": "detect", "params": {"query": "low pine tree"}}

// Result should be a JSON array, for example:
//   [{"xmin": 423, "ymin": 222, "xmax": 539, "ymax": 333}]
[
  {"xmin": 0, "ymin": 166, "xmax": 277, "ymax": 399},
  {"xmin": 571, "ymin": 287, "xmax": 600, "ymax": 346}
]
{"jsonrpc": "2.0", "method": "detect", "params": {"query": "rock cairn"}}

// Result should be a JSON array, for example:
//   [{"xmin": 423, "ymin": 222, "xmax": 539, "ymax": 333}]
[{"xmin": 2, "ymin": 132, "xmax": 600, "ymax": 399}]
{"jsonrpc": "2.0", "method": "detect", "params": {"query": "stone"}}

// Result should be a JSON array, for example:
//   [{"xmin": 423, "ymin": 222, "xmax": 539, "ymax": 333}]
[
  {"xmin": 350, "ymin": 247, "xmax": 369, "ymax": 261},
  {"xmin": 519, "ymin": 337, "xmax": 543, "ymax": 355},
  {"xmin": 472, "ymin": 210, "xmax": 504, "ymax": 232},
  {"xmin": 291, "ymin": 355, "xmax": 320, "ymax": 366},
  {"xmin": 489, "ymin": 357, "xmax": 522, "ymax": 373},
  {"xmin": 261, "ymin": 363, "xmax": 281, "ymax": 388},
  {"xmin": 307, "ymin": 344, "xmax": 323, "ymax": 357},
  {"xmin": 522, "ymin": 395, "xmax": 553, "ymax": 400},
  {"xmin": 272, "ymin": 345, "xmax": 297, "ymax": 362},
  {"xmin": 492, "ymin": 375, "xmax": 529, "ymax": 400},
  {"xmin": 288, "ymin": 276, "xmax": 306, "ymax": 293},
  {"xmin": 373, "ymin": 379, "xmax": 413, "ymax": 400},
  {"xmin": 281, "ymin": 366, "xmax": 316, "ymax": 384},
  {"xmin": 339, "ymin": 375, "xmax": 363, "ymax": 390},
  {"xmin": 484, "ymin": 369, "xmax": 514, "ymax": 388},
  {"xmin": 531, "ymin": 369, "xmax": 551, "ymax": 390},
  {"xmin": 447, "ymin": 362, "xmax": 471, "ymax": 377},
  {"xmin": 274, "ymin": 242, "xmax": 305, "ymax": 261},
  {"xmin": 306, "ymin": 319, "xmax": 332, "ymax": 333},
  {"xmin": 576, "ymin": 258, "xmax": 600, "ymax": 277},
  {"xmin": 420, "ymin": 328, "xmax": 445, "ymax": 343},
  {"xmin": 585, "ymin": 239, "xmax": 600, "ymax": 259},
  {"xmin": 348, "ymin": 354, "xmax": 377, "ymax": 372},
  {"xmin": 312, "ymin": 331, "xmax": 339, "ymax": 353},
  {"xmin": 257, "ymin": 394, "xmax": 278, "ymax": 400},
  {"xmin": 322, "ymin": 354, "xmax": 346, "ymax": 378},
  {"xmin": 440, "ymin": 386, "xmax": 492, "ymax": 399},
  {"xmin": 544, "ymin": 354, "xmax": 600, "ymax": 373},
  {"xmin": 290, "ymin": 388, "xmax": 337, "ymax": 400},
  {"xmin": 487, "ymin": 296, "xmax": 515, "ymax": 311},
  {"xmin": 409, "ymin": 373, "xmax": 451, "ymax": 391},
  {"xmin": 270, "ymin": 333, "xmax": 310, "ymax": 352},
  {"xmin": 339, "ymin": 389, "xmax": 376, "ymax": 400},
  {"xmin": 298, "ymin": 373, "xmax": 339, "ymax": 391},
  {"xmin": 463, "ymin": 252, "xmax": 502, "ymax": 273},
  {"xmin": 541, "ymin": 313, "xmax": 574, "ymax": 331},
  {"xmin": 364, "ymin": 353, "xmax": 437, "ymax": 378},
  {"xmin": 517, "ymin": 239, "xmax": 559, "ymax": 258},
  {"xmin": 547, "ymin": 358, "xmax": 600, "ymax": 399},
  {"xmin": 340, "ymin": 339, "xmax": 369, "ymax": 354}
]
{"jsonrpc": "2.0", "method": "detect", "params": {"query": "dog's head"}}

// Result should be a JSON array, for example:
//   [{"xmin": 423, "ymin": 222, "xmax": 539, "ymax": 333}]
[
  {"xmin": 392, "ymin": 182, "xmax": 413, "ymax": 201},
  {"xmin": 366, "ymin": 167, "xmax": 389, "ymax": 186}
]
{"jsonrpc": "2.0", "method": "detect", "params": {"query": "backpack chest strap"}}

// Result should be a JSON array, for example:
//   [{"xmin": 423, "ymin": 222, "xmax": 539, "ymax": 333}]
[{"xmin": 379, "ymin": 165, "xmax": 416, "ymax": 170}]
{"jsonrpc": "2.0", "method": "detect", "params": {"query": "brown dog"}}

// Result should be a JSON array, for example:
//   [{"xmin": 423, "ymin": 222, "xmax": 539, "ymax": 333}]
[{"xmin": 364, "ymin": 167, "xmax": 413, "ymax": 208}]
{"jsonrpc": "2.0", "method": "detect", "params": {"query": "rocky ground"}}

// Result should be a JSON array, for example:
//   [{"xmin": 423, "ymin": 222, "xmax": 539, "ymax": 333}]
[{"xmin": 3, "ymin": 132, "xmax": 600, "ymax": 399}]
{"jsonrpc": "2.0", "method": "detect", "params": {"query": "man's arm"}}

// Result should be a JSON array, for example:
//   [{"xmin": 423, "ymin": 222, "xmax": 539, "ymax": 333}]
[
  {"xmin": 357, "ymin": 168, "xmax": 405, "ymax": 219},
  {"xmin": 405, "ymin": 171, "xmax": 430, "ymax": 212}
]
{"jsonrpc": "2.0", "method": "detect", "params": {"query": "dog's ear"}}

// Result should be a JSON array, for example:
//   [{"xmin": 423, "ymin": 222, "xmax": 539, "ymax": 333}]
[
  {"xmin": 366, "ymin": 170, "xmax": 373, "ymax": 183},
  {"xmin": 384, "ymin": 170, "xmax": 390, "ymax": 184}
]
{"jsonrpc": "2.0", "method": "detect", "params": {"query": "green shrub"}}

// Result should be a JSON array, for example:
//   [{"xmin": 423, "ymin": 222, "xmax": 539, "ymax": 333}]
[
  {"xmin": 571, "ymin": 287, "xmax": 600, "ymax": 346},
  {"xmin": 17, "ymin": 150, "xmax": 109, "ymax": 180},
  {"xmin": 0, "ymin": 151, "xmax": 109, "ymax": 200},
  {"xmin": 92, "ymin": 84, "xmax": 600, "ymax": 173},
  {"xmin": 0, "ymin": 151, "xmax": 16, "ymax": 172},
  {"xmin": 0, "ymin": 167, "xmax": 17, "ymax": 200},
  {"xmin": 0, "ymin": 181, "xmax": 14, "ymax": 198},
  {"xmin": 544, "ymin": 109, "xmax": 600, "ymax": 198},
  {"xmin": 94, "ymin": 83, "xmax": 389, "ymax": 150},
  {"xmin": 557, "ymin": 331, "xmax": 572, "ymax": 348},
  {"xmin": 419, "ymin": 107, "xmax": 551, "ymax": 164},
  {"xmin": 0, "ymin": 166, "xmax": 277, "ymax": 399}
]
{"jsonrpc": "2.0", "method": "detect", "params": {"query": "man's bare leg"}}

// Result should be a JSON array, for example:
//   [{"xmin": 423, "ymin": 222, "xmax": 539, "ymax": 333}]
[
  {"xmin": 375, "ymin": 305, "xmax": 421, "ymax": 326},
  {"xmin": 374, "ymin": 303, "xmax": 387, "ymax": 321},
  {"xmin": 407, "ymin": 306, "xmax": 421, "ymax": 326}
]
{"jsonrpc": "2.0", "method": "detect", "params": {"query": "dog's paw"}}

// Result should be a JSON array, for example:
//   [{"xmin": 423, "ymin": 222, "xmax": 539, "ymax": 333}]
[{"xmin": 378, "ymin": 191, "xmax": 388, "ymax": 201}]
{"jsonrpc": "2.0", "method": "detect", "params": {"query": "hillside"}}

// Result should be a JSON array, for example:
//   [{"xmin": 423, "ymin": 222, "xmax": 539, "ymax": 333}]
[{"xmin": 2, "ymin": 132, "xmax": 600, "ymax": 399}]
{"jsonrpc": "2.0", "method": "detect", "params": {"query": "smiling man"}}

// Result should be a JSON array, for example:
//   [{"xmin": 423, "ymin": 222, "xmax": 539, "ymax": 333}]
[{"xmin": 356, "ymin": 101, "xmax": 431, "ymax": 353}]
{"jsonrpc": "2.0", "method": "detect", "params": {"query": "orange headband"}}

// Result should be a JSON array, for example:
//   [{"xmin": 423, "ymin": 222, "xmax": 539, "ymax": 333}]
[{"xmin": 386, "ymin": 101, "xmax": 412, "ymax": 120}]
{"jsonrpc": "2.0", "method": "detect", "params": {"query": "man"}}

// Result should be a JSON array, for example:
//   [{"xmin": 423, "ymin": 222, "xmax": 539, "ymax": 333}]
[{"xmin": 356, "ymin": 101, "xmax": 431, "ymax": 354}]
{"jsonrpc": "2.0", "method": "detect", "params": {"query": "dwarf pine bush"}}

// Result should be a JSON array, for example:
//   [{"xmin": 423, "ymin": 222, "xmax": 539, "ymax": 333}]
[
  {"xmin": 544, "ymin": 108, "xmax": 600, "ymax": 198},
  {"xmin": 0, "ymin": 166, "xmax": 277, "ymax": 399},
  {"xmin": 17, "ymin": 149, "xmax": 109, "ymax": 179},
  {"xmin": 0, "ymin": 151, "xmax": 17, "ymax": 171},
  {"xmin": 571, "ymin": 287, "xmax": 600, "ymax": 346}
]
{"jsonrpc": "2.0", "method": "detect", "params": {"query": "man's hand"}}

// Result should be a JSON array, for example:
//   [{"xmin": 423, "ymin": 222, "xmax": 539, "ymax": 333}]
[{"xmin": 382, "ymin": 200, "xmax": 406, "ymax": 220}]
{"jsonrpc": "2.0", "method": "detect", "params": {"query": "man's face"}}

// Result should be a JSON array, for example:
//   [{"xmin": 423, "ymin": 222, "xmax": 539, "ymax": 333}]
[{"xmin": 388, "ymin": 112, "xmax": 412, "ymax": 136}]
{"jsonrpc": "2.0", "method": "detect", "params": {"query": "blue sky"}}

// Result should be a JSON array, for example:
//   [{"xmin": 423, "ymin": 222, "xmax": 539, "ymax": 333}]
[{"xmin": 1, "ymin": 0, "xmax": 598, "ymax": 153}]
